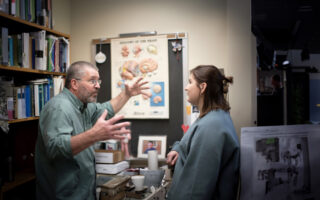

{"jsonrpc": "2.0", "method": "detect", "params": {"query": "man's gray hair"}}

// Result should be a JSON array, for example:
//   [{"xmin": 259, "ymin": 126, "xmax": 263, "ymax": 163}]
[{"xmin": 65, "ymin": 61, "xmax": 99, "ymax": 89}]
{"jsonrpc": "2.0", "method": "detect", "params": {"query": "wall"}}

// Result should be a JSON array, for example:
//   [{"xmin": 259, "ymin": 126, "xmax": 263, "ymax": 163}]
[
  {"xmin": 53, "ymin": 0, "xmax": 255, "ymax": 135},
  {"xmin": 226, "ymin": 0, "xmax": 256, "ymax": 135},
  {"xmin": 52, "ymin": 0, "xmax": 71, "ymax": 35}
]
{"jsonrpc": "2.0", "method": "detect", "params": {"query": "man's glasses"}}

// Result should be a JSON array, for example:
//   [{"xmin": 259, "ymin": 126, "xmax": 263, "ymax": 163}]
[{"xmin": 76, "ymin": 79, "xmax": 102, "ymax": 85}]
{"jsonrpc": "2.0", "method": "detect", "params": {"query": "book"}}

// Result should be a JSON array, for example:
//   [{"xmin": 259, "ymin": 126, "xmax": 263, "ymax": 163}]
[
  {"xmin": 7, "ymin": 97, "xmax": 14, "ymax": 120},
  {"xmin": 38, "ymin": 84, "xmax": 43, "ymax": 112},
  {"xmin": 15, "ymin": 0, "xmax": 20, "ymax": 17},
  {"xmin": 1, "ymin": 27, "xmax": 9, "ymax": 66},
  {"xmin": 22, "ymin": 32, "xmax": 30, "ymax": 68},
  {"xmin": 54, "ymin": 39, "xmax": 59, "ymax": 72},
  {"xmin": 96, "ymin": 161, "xmax": 129, "ymax": 175},
  {"xmin": 46, "ymin": 34, "xmax": 57, "ymax": 72},
  {"xmin": 17, "ymin": 86, "xmax": 26, "ymax": 119},
  {"xmin": 13, "ymin": 86, "xmax": 19, "ymax": 119},
  {"xmin": 33, "ymin": 84, "xmax": 39, "ymax": 116},
  {"xmin": 17, "ymin": 34, "xmax": 22, "ymax": 66},
  {"xmin": 31, "ymin": 36, "xmax": 35, "ymax": 68},
  {"xmin": 30, "ymin": 30, "xmax": 46, "ymax": 70},
  {"xmin": 8, "ymin": 36, "xmax": 13, "ymax": 66},
  {"xmin": 17, "ymin": 87, "xmax": 23, "ymax": 118},
  {"xmin": 12, "ymin": 34, "xmax": 19, "ymax": 66},
  {"xmin": 11, "ymin": 0, "xmax": 16, "ymax": 17},
  {"xmin": 0, "ymin": 0, "xmax": 9, "ymax": 14},
  {"xmin": 58, "ymin": 37, "xmax": 69, "ymax": 72},
  {"xmin": 20, "ymin": 0, "xmax": 25, "ymax": 20},
  {"xmin": 25, "ymin": 85, "xmax": 31, "ymax": 117}
]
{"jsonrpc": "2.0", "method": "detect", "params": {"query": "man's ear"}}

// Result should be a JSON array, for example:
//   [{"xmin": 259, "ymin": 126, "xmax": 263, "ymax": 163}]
[
  {"xmin": 200, "ymin": 82, "xmax": 207, "ymax": 94},
  {"xmin": 70, "ymin": 79, "xmax": 79, "ymax": 91}
]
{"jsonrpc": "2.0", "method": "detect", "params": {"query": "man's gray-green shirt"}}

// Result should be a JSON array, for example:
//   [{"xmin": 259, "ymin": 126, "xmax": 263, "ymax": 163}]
[{"xmin": 35, "ymin": 88, "xmax": 114, "ymax": 200}]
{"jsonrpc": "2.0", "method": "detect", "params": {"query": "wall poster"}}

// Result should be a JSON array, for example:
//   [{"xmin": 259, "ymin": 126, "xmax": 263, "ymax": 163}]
[
  {"xmin": 240, "ymin": 125, "xmax": 320, "ymax": 200},
  {"xmin": 111, "ymin": 35, "xmax": 169, "ymax": 119}
]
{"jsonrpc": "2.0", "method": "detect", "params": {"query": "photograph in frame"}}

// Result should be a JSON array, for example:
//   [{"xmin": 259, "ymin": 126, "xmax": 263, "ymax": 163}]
[{"xmin": 137, "ymin": 135, "xmax": 167, "ymax": 159}]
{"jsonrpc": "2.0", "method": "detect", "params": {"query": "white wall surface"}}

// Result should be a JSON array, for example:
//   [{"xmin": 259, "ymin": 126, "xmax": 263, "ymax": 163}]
[
  {"xmin": 226, "ymin": 0, "xmax": 256, "ymax": 136},
  {"xmin": 53, "ymin": 0, "xmax": 255, "ymax": 135},
  {"xmin": 52, "ymin": 0, "xmax": 71, "ymax": 35}
]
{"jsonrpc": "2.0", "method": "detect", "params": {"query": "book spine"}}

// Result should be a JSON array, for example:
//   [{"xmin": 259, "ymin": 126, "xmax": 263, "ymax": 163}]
[
  {"xmin": 1, "ymin": 27, "xmax": 9, "ymax": 66},
  {"xmin": 7, "ymin": 97, "xmax": 14, "ymax": 120},
  {"xmin": 25, "ymin": 85, "xmax": 31, "ymax": 117},
  {"xmin": 34, "ymin": 84, "xmax": 39, "ymax": 116},
  {"xmin": 12, "ymin": 87, "xmax": 17, "ymax": 119},
  {"xmin": 8, "ymin": 36, "xmax": 13, "ymax": 66}
]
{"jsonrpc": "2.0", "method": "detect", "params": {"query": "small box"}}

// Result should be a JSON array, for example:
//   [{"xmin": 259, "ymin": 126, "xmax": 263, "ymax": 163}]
[{"xmin": 95, "ymin": 150, "xmax": 124, "ymax": 164}]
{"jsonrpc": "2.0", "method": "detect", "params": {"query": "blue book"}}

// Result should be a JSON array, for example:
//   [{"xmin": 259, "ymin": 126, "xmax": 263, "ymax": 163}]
[
  {"xmin": 8, "ymin": 36, "xmax": 13, "ymax": 66},
  {"xmin": 35, "ymin": 0, "xmax": 41, "ymax": 24},
  {"xmin": 25, "ymin": 85, "xmax": 31, "ymax": 117}
]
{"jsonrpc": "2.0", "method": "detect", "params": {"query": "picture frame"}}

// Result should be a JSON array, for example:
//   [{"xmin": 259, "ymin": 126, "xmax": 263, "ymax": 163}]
[{"xmin": 137, "ymin": 135, "xmax": 167, "ymax": 159}]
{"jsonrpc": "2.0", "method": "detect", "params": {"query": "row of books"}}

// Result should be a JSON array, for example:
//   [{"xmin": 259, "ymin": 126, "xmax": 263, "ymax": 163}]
[
  {"xmin": 0, "ymin": 0, "xmax": 53, "ymax": 28},
  {"xmin": 0, "ymin": 27, "xmax": 70, "ymax": 72},
  {"xmin": 0, "ymin": 76, "xmax": 65, "ymax": 120}
]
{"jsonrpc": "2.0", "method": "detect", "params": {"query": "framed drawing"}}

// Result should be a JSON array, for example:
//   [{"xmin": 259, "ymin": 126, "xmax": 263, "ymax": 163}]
[
  {"xmin": 137, "ymin": 135, "xmax": 167, "ymax": 159},
  {"xmin": 240, "ymin": 124, "xmax": 320, "ymax": 200}
]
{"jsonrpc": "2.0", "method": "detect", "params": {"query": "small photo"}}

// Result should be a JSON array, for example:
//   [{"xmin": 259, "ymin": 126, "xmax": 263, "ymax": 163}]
[
  {"xmin": 143, "ymin": 140, "xmax": 161, "ymax": 154},
  {"xmin": 138, "ymin": 135, "xmax": 167, "ymax": 159}
]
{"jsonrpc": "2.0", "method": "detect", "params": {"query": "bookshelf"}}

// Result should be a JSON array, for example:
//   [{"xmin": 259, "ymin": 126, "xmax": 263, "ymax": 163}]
[
  {"xmin": 1, "ymin": 169, "xmax": 35, "ymax": 193},
  {"xmin": 0, "ymin": 12, "xmax": 70, "ymax": 38},
  {"xmin": 0, "ymin": 9, "xmax": 69, "ymax": 200},
  {"xmin": 0, "ymin": 65, "xmax": 66, "ymax": 76},
  {"xmin": 8, "ymin": 117, "xmax": 39, "ymax": 124}
]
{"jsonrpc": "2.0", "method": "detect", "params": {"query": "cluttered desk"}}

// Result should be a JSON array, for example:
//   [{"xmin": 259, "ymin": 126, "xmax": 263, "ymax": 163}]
[{"xmin": 94, "ymin": 150, "xmax": 172, "ymax": 200}]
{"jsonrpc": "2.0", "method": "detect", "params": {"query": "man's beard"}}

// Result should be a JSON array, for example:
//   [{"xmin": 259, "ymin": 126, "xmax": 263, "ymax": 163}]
[{"xmin": 79, "ymin": 89, "xmax": 99, "ymax": 104}]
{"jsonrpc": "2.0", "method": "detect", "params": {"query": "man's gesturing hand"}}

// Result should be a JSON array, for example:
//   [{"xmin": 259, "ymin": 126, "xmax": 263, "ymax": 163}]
[{"xmin": 93, "ymin": 110, "xmax": 131, "ymax": 141}]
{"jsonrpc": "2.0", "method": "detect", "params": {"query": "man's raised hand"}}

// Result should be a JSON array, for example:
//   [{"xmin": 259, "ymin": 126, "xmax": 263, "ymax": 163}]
[{"xmin": 93, "ymin": 110, "xmax": 131, "ymax": 141}]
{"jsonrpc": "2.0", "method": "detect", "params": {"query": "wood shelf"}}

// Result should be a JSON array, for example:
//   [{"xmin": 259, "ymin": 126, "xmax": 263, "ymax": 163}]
[
  {"xmin": 8, "ymin": 117, "xmax": 39, "ymax": 124},
  {"xmin": 0, "ymin": 11, "xmax": 70, "ymax": 38},
  {"xmin": 1, "ymin": 170, "xmax": 35, "ymax": 193},
  {"xmin": 0, "ymin": 66, "xmax": 66, "ymax": 76}
]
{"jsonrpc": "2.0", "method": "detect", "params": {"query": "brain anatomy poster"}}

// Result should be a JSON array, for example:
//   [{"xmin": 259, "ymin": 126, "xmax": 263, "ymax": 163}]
[{"xmin": 111, "ymin": 35, "xmax": 169, "ymax": 119}]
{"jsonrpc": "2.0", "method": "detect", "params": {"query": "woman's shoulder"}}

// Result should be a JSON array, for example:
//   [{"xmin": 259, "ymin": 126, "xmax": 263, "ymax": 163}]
[
  {"xmin": 197, "ymin": 110, "xmax": 236, "ymax": 137},
  {"xmin": 199, "ymin": 110, "xmax": 230, "ymax": 125}
]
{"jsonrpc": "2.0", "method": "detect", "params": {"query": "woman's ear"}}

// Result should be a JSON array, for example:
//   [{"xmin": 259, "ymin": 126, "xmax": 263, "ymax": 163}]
[{"xmin": 200, "ymin": 82, "xmax": 207, "ymax": 94}]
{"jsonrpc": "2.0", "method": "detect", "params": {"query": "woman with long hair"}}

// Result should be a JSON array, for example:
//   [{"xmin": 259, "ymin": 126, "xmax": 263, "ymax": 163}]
[{"xmin": 167, "ymin": 65, "xmax": 239, "ymax": 200}]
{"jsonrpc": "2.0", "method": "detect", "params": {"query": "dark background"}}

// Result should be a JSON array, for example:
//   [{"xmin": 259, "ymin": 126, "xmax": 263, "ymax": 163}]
[{"xmin": 96, "ymin": 40, "xmax": 184, "ymax": 157}]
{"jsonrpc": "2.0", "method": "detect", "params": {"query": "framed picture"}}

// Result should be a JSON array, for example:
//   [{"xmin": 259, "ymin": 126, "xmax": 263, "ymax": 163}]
[{"xmin": 137, "ymin": 135, "xmax": 167, "ymax": 159}]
